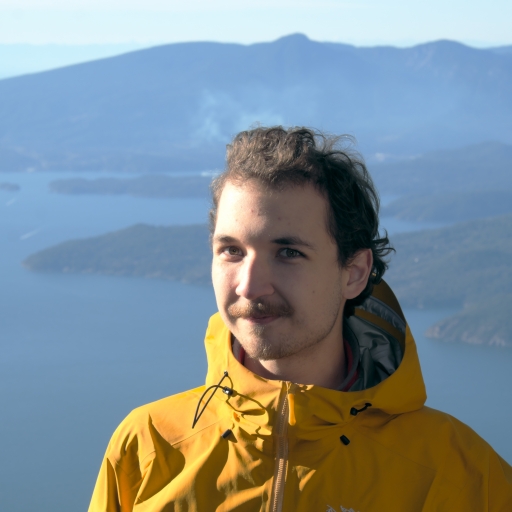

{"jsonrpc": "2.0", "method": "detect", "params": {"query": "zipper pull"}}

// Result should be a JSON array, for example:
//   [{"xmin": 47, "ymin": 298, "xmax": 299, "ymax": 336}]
[{"xmin": 287, "ymin": 383, "xmax": 296, "ymax": 426}]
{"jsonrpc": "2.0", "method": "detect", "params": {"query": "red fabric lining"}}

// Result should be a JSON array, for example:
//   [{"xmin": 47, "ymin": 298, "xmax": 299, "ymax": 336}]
[
  {"xmin": 237, "ymin": 345, "xmax": 246, "ymax": 365},
  {"xmin": 341, "ymin": 338, "xmax": 359, "ymax": 391},
  {"xmin": 237, "ymin": 340, "xmax": 358, "ymax": 391}
]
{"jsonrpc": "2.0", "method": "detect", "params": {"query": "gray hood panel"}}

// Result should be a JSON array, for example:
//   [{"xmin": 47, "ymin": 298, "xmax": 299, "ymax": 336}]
[{"xmin": 342, "ymin": 314, "xmax": 403, "ymax": 391}]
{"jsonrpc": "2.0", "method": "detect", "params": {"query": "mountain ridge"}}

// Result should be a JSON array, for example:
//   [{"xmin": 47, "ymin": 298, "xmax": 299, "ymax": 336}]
[
  {"xmin": 1, "ymin": 34, "xmax": 511, "ymax": 172},
  {"xmin": 372, "ymin": 140, "xmax": 512, "ymax": 195}
]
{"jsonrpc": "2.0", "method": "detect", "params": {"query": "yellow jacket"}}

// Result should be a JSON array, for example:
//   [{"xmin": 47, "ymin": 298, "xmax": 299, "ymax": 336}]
[{"xmin": 89, "ymin": 282, "xmax": 512, "ymax": 511}]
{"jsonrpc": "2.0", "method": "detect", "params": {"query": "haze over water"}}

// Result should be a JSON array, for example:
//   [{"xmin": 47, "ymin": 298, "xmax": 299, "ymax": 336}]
[{"xmin": 1, "ymin": 172, "xmax": 511, "ymax": 512}]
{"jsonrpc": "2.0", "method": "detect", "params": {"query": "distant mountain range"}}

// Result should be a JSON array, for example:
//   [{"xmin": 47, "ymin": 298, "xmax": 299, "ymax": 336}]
[
  {"xmin": 0, "ymin": 43, "xmax": 146, "ymax": 80},
  {"xmin": 371, "ymin": 141, "xmax": 512, "ymax": 195},
  {"xmin": 381, "ymin": 190, "xmax": 512, "ymax": 222},
  {"xmin": 1, "ymin": 34, "xmax": 511, "ymax": 172},
  {"xmin": 47, "ymin": 141, "xmax": 512, "ymax": 223}
]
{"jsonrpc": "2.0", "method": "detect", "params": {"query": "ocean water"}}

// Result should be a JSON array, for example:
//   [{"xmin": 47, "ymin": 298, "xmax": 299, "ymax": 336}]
[{"xmin": 1, "ymin": 172, "xmax": 511, "ymax": 512}]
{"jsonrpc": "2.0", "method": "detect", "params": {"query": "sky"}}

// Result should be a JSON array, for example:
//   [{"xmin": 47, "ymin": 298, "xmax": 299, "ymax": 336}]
[{"xmin": 0, "ymin": 0, "xmax": 511, "ymax": 48}]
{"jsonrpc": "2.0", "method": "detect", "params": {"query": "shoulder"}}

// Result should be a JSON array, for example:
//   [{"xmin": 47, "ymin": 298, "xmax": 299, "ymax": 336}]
[
  {"xmin": 358, "ymin": 405, "xmax": 509, "ymax": 476},
  {"xmin": 358, "ymin": 406, "xmax": 512, "ymax": 509},
  {"xmin": 415, "ymin": 407, "xmax": 512, "ymax": 509},
  {"xmin": 407, "ymin": 405, "xmax": 499, "ymax": 458},
  {"xmin": 360, "ymin": 406, "xmax": 512, "ymax": 505},
  {"xmin": 368, "ymin": 405, "xmax": 504, "ymax": 466},
  {"xmin": 105, "ymin": 386, "xmax": 221, "ymax": 469}
]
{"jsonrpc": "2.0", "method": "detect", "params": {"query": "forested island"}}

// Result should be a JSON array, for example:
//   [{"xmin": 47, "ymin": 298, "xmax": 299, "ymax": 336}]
[
  {"xmin": 382, "ymin": 190, "xmax": 512, "ymax": 223},
  {"xmin": 23, "ymin": 216, "xmax": 512, "ymax": 347},
  {"xmin": 23, "ymin": 224, "xmax": 212, "ymax": 285},
  {"xmin": 371, "ymin": 141, "xmax": 512, "ymax": 195},
  {"xmin": 49, "ymin": 174, "xmax": 213, "ymax": 198},
  {"xmin": 0, "ymin": 182, "xmax": 20, "ymax": 191},
  {"xmin": 385, "ymin": 214, "xmax": 512, "ymax": 346}
]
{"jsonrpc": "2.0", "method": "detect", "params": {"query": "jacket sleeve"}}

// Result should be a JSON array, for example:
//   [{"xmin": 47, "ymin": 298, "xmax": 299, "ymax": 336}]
[
  {"xmin": 488, "ymin": 451, "xmax": 512, "ymax": 511},
  {"xmin": 88, "ymin": 452, "xmax": 144, "ymax": 512},
  {"xmin": 438, "ymin": 414, "xmax": 512, "ymax": 511},
  {"xmin": 88, "ymin": 457, "xmax": 122, "ymax": 512},
  {"xmin": 88, "ymin": 411, "xmax": 148, "ymax": 512}
]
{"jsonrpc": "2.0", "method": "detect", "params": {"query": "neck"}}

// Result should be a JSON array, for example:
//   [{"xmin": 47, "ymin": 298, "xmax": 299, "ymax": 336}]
[{"xmin": 234, "ymin": 316, "xmax": 346, "ymax": 389}]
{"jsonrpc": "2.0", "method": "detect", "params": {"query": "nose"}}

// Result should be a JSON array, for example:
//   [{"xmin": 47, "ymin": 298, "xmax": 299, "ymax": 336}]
[{"xmin": 235, "ymin": 254, "xmax": 274, "ymax": 300}]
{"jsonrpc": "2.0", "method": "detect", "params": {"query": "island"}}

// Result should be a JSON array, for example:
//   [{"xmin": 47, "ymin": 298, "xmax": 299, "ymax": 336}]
[
  {"xmin": 23, "ymin": 216, "xmax": 512, "ymax": 347},
  {"xmin": 23, "ymin": 224, "xmax": 212, "ymax": 286},
  {"xmin": 381, "ymin": 190, "xmax": 512, "ymax": 223},
  {"xmin": 49, "ymin": 174, "xmax": 213, "ymax": 198},
  {"xmin": 385, "ymin": 213, "xmax": 512, "ymax": 346},
  {"xmin": 0, "ymin": 182, "xmax": 20, "ymax": 192},
  {"xmin": 371, "ymin": 141, "xmax": 512, "ymax": 196}
]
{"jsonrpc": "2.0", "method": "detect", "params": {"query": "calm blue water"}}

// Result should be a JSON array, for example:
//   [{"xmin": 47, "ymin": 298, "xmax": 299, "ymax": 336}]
[{"xmin": 1, "ymin": 173, "xmax": 511, "ymax": 512}]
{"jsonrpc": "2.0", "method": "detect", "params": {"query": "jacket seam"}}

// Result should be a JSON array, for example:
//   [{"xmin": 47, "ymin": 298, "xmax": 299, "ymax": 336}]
[
  {"xmin": 112, "ymin": 456, "xmax": 143, "ymax": 477},
  {"xmin": 169, "ymin": 417, "xmax": 225, "ymax": 447},
  {"xmin": 112, "ymin": 418, "xmax": 225, "ymax": 473},
  {"xmin": 138, "ymin": 449, "xmax": 157, "ymax": 467}
]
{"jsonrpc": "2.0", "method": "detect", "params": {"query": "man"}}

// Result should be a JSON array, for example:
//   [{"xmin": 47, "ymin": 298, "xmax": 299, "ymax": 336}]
[{"xmin": 89, "ymin": 127, "xmax": 512, "ymax": 511}]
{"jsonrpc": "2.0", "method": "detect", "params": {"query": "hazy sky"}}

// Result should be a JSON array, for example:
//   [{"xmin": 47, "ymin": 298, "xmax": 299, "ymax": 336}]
[{"xmin": 0, "ymin": 0, "xmax": 510, "ymax": 47}]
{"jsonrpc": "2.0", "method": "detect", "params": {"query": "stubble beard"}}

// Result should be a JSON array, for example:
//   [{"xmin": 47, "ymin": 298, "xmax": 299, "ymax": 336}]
[{"xmin": 228, "ymin": 293, "xmax": 343, "ymax": 361}]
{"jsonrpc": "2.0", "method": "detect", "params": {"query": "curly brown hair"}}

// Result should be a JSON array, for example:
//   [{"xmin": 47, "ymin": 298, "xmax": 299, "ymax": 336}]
[{"xmin": 210, "ymin": 126, "xmax": 394, "ymax": 315}]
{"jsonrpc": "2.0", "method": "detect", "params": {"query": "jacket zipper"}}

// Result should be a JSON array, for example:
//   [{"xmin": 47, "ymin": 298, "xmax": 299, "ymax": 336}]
[{"xmin": 270, "ymin": 387, "xmax": 289, "ymax": 512}]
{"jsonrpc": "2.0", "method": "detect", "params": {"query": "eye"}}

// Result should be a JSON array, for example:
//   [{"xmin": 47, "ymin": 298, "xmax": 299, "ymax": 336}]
[
  {"xmin": 222, "ymin": 246, "xmax": 243, "ymax": 257},
  {"xmin": 278, "ymin": 248, "xmax": 302, "ymax": 259}
]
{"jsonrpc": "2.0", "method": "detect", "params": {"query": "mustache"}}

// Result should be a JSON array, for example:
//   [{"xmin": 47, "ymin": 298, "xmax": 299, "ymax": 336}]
[{"xmin": 227, "ymin": 300, "xmax": 294, "ymax": 319}]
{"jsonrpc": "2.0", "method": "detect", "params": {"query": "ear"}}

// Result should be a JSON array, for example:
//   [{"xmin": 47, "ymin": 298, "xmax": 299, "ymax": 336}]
[{"xmin": 342, "ymin": 249, "xmax": 373, "ymax": 300}]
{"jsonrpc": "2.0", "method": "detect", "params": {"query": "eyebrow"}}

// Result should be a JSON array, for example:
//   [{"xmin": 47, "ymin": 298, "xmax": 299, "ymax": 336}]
[
  {"xmin": 212, "ymin": 235, "xmax": 238, "ymax": 245},
  {"xmin": 212, "ymin": 234, "xmax": 316, "ymax": 250},
  {"xmin": 272, "ymin": 236, "xmax": 316, "ymax": 250}
]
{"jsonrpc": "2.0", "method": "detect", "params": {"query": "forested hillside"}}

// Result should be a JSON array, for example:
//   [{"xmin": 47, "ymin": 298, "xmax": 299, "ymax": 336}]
[{"xmin": 1, "ymin": 35, "xmax": 511, "ymax": 172}]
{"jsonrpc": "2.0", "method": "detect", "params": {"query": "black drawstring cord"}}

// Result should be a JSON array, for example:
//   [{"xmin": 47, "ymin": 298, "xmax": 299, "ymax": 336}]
[
  {"xmin": 192, "ymin": 371, "xmax": 234, "ymax": 429},
  {"xmin": 350, "ymin": 402, "xmax": 372, "ymax": 416}
]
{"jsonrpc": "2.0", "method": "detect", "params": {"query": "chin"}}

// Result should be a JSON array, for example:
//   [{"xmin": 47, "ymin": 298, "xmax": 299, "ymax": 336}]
[
  {"xmin": 243, "ymin": 342, "xmax": 282, "ymax": 361},
  {"xmin": 240, "ymin": 332, "xmax": 299, "ymax": 361}
]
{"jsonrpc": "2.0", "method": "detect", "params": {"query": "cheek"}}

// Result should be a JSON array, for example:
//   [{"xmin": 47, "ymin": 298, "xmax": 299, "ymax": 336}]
[
  {"xmin": 212, "ymin": 262, "xmax": 237, "ymax": 302},
  {"xmin": 301, "ymin": 269, "xmax": 343, "ymax": 308},
  {"xmin": 276, "ymin": 271, "xmax": 318, "ymax": 311}
]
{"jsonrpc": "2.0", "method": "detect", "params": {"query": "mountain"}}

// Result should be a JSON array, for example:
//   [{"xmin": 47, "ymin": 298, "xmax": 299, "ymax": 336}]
[
  {"xmin": 0, "ymin": 43, "xmax": 146, "ymax": 80},
  {"xmin": 371, "ymin": 141, "xmax": 512, "ymax": 195},
  {"xmin": 0, "ymin": 146, "xmax": 40, "ymax": 172},
  {"xmin": 381, "ymin": 190, "xmax": 512, "ymax": 223},
  {"xmin": 386, "ymin": 214, "xmax": 512, "ymax": 311},
  {"xmin": 1, "ymin": 35, "xmax": 511, "ymax": 172},
  {"xmin": 490, "ymin": 45, "xmax": 512, "ymax": 56},
  {"xmin": 425, "ymin": 296, "xmax": 511, "ymax": 347},
  {"xmin": 385, "ymin": 214, "xmax": 512, "ymax": 346}
]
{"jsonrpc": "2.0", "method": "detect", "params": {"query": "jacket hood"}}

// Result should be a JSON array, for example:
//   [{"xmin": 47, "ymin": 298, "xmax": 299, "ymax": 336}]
[{"xmin": 203, "ymin": 280, "xmax": 427, "ymax": 442}]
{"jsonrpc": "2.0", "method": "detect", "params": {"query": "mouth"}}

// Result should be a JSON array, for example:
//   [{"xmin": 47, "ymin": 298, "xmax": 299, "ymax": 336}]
[{"xmin": 243, "ymin": 314, "xmax": 280, "ymax": 325}]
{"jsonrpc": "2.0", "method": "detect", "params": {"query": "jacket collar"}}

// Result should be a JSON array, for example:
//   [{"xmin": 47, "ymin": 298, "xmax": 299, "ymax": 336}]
[{"xmin": 203, "ymin": 281, "xmax": 427, "ymax": 441}]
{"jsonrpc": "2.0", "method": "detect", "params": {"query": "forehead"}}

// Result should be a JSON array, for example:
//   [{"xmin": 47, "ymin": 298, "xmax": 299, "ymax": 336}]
[{"xmin": 214, "ymin": 179, "xmax": 332, "ymax": 242}]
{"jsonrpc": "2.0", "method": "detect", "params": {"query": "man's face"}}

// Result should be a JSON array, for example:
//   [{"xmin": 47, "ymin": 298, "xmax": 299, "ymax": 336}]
[{"xmin": 212, "ymin": 179, "xmax": 353, "ymax": 361}]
